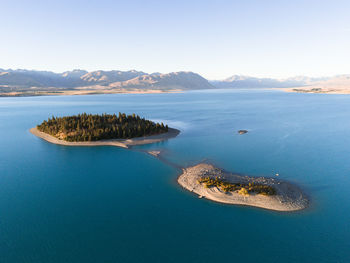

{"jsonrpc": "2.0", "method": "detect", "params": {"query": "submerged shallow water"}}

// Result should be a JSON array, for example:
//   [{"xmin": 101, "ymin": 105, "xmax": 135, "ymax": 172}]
[{"xmin": 0, "ymin": 89, "xmax": 349, "ymax": 262}]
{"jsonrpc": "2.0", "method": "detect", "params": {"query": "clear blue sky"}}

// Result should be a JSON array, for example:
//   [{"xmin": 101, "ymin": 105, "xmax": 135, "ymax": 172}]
[{"xmin": 1, "ymin": 0, "xmax": 350, "ymax": 79}]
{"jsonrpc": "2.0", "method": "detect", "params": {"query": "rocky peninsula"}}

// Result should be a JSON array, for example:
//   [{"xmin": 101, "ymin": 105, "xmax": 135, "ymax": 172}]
[{"xmin": 178, "ymin": 163, "xmax": 309, "ymax": 211}]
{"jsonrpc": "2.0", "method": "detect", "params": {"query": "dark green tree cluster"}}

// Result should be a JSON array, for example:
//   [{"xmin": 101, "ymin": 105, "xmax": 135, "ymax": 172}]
[
  {"xmin": 198, "ymin": 176, "xmax": 276, "ymax": 196},
  {"xmin": 37, "ymin": 113, "xmax": 169, "ymax": 142}
]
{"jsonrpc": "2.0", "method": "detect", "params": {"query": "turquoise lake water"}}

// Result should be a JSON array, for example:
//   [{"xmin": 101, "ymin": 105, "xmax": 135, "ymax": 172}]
[{"xmin": 0, "ymin": 89, "xmax": 349, "ymax": 262}]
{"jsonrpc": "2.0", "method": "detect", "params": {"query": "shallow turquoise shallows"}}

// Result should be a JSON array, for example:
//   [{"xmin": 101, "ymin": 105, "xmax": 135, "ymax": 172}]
[{"xmin": 0, "ymin": 89, "xmax": 349, "ymax": 263}]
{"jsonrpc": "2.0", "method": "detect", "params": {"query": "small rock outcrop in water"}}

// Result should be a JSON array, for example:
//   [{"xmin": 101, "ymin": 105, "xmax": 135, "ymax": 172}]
[
  {"xmin": 178, "ymin": 163, "xmax": 309, "ymax": 211},
  {"xmin": 238, "ymin": 130, "xmax": 248, "ymax": 134},
  {"xmin": 148, "ymin": 151, "xmax": 161, "ymax": 157}
]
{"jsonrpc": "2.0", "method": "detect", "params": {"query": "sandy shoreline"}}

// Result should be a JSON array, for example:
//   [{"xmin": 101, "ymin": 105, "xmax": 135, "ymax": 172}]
[
  {"xmin": 30, "ymin": 127, "xmax": 180, "ymax": 149},
  {"xmin": 178, "ymin": 163, "xmax": 309, "ymax": 212}
]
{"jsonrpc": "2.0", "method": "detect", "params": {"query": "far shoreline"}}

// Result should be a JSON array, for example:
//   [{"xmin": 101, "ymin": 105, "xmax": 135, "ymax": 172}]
[
  {"xmin": 30, "ymin": 127, "xmax": 180, "ymax": 149},
  {"xmin": 283, "ymin": 87, "xmax": 350, "ymax": 94},
  {"xmin": 1, "ymin": 89, "xmax": 183, "ymax": 98}
]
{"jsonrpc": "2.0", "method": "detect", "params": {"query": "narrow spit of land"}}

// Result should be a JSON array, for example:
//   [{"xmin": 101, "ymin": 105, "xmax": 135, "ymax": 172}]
[{"xmin": 178, "ymin": 163, "xmax": 309, "ymax": 211}]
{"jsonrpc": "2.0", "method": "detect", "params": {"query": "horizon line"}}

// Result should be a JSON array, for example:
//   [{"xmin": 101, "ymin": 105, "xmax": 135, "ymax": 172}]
[{"xmin": 1, "ymin": 66, "xmax": 349, "ymax": 81}]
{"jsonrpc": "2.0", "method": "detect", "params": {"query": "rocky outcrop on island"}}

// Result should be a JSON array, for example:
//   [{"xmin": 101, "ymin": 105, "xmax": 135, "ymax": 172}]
[{"xmin": 178, "ymin": 163, "xmax": 309, "ymax": 211}]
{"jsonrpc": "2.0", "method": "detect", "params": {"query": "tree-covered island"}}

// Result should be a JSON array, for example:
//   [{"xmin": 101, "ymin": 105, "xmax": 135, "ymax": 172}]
[{"xmin": 37, "ymin": 113, "xmax": 169, "ymax": 142}]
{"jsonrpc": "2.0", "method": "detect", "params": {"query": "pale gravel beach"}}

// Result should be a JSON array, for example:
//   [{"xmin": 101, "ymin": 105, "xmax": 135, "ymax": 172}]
[
  {"xmin": 178, "ymin": 163, "xmax": 309, "ymax": 212},
  {"xmin": 30, "ymin": 127, "xmax": 180, "ymax": 149}
]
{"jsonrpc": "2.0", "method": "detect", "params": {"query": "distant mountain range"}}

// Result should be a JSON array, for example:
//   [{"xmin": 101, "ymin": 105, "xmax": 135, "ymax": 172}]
[
  {"xmin": 211, "ymin": 75, "xmax": 328, "ymax": 88},
  {"xmin": 0, "ymin": 69, "xmax": 214, "ymax": 91},
  {"xmin": 1, "ymin": 68, "xmax": 349, "ymax": 96}
]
